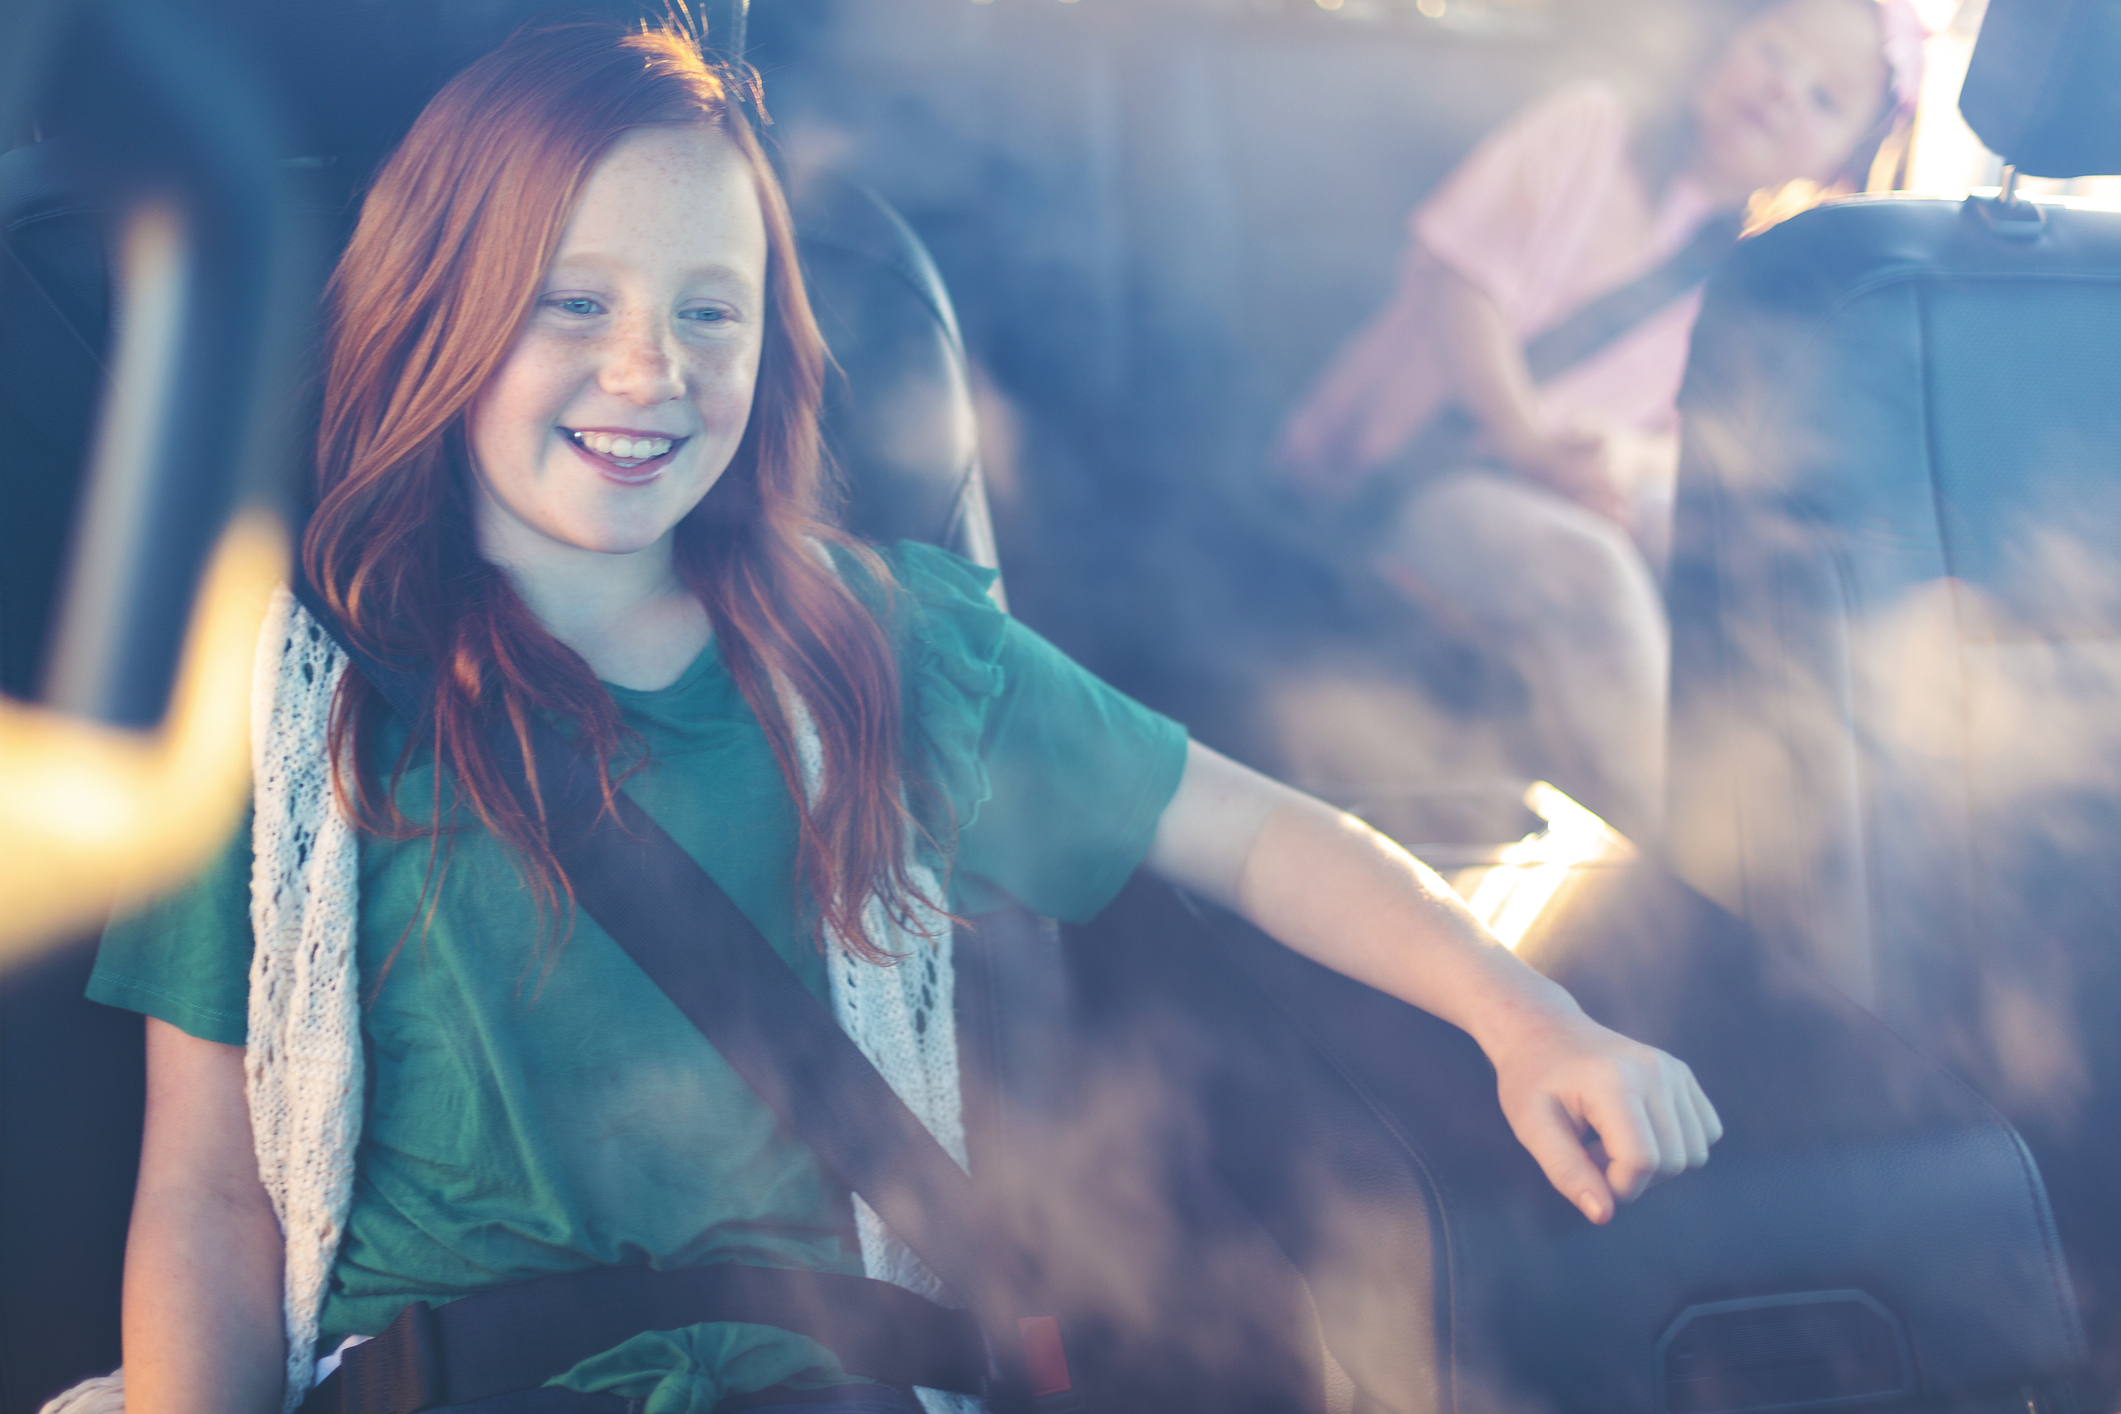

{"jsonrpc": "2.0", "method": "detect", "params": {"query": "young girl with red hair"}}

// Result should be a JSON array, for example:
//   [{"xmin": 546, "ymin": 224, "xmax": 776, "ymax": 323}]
[{"xmin": 75, "ymin": 19, "xmax": 1717, "ymax": 1414}]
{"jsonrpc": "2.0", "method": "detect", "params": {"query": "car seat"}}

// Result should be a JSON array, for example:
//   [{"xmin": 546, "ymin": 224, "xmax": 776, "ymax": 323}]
[
  {"xmin": 1663, "ymin": 0, "xmax": 2121, "ymax": 1393},
  {"xmin": 1071, "ymin": 849, "xmax": 2086, "ymax": 1414}
]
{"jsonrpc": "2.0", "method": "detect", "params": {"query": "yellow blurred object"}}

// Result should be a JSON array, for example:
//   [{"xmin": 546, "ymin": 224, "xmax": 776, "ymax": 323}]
[
  {"xmin": 1452, "ymin": 782, "xmax": 1634, "ymax": 952},
  {"xmin": 0, "ymin": 511, "xmax": 286, "ymax": 964}
]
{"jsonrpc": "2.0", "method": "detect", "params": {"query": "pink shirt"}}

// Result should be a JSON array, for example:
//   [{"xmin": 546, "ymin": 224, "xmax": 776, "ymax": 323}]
[{"xmin": 1277, "ymin": 82, "xmax": 1725, "ymax": 484}]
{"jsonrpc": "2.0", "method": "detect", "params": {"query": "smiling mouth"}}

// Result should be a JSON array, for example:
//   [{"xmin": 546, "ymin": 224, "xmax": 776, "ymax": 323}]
[{"xmin": 564, "ymin": 428, "xmax": 686, "ymax": 472}]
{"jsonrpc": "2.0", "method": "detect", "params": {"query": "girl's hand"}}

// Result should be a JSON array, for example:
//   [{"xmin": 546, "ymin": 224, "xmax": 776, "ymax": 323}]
[
  {"xmin": 1500, "ymin": 427, "xmax": 1627, "ymax": 522},
  {"xmin": 1484, "ymin": 1006, "xmax": 1722, "ymax": 1224},
  {"xmin": 1144, "ymin": 743, "xmax": 1724, "ymax": 1228}
]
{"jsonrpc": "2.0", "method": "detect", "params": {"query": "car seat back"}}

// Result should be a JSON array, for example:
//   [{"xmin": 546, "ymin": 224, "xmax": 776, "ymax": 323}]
[
  {"xmin": 1667, "ymin": 193, "xmax": 2121, "ymax": 1044},
  {"xmin": 795, "ymin": 171, "xmax": 1004, "ymax": 583},
  {"xmin": 1665, "ymin": 0, "xmax": 2121, "ymax": 1385},
  {"xmin": 786, "ymin": 167, "xmax": 1074, "ymax": 1164}
]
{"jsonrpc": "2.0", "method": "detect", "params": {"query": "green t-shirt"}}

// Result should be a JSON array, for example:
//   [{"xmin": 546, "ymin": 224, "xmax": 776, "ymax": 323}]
[{"xmin": 90, "ymin": 542, "xmax": 1188, "ymax": 1414}]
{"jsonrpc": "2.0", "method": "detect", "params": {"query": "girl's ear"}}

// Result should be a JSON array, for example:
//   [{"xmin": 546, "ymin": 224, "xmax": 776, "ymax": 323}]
[{"xmin": 1859, "ymin": 111, "xmax": 1916, "ymax": 192}]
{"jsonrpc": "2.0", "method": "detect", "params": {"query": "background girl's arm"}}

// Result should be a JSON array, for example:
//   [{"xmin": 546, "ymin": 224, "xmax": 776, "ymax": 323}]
[
  {"xmin": 124, "ymin": 1018, "xmax": 287, "ymax": 1414},
  {"xmin": 1423, "ymin": 252, "xmax": 1622, "ymax": 520},
  {"xmin": 1143, "ymin": 741, "xmax": 1719, "ymax": 1224}
]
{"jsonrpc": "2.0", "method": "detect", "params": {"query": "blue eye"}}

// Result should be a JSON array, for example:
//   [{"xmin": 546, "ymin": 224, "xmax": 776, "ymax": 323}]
[
  {"xmin": 681, "ymin": 307, "xmax": 727, "ymax": 324},
  {"xmin": 547, "ymin": 296, "xmax": 602, "ymax": 316}
]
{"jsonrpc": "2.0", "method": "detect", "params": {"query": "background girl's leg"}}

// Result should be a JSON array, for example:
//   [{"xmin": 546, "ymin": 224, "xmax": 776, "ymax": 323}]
[{"xmin": 1378, "ymin": 469, "xmax": 1670, "ymax": 843}]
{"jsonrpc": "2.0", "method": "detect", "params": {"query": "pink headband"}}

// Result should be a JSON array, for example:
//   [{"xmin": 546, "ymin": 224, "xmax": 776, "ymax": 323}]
[{"xmin": 1876, "ymin": 0, "xmax": 1928, "ymax": 121}]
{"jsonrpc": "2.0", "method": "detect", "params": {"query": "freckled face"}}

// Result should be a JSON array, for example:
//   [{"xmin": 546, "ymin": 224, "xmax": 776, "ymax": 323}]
[
  {"xmin": 467, "ymin": 124, "xmax": 769, "ymax": 563},
  {"xmin": 1693, "ymin": 0, "xmax": 1891, "ymax": 195}
]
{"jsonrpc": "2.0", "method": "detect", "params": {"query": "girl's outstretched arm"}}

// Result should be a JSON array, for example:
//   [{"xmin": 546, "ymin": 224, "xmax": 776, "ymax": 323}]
[
  {"xmin": 1142, "ymin": 741, "xmax": 1720, "ymax": 1224},
  {"xmin": 124, "ymin": 1019, "xmax": 287, "ymax": 1414}
]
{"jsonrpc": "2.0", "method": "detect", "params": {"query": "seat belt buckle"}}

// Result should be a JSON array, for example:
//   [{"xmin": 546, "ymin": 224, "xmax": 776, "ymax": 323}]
[
  {"xmin": 1016, "ymin": 1315, "xmax": 1071, "ymax": 1398},
  {"xmin": 341, "ymin": 1300, "xmax": 448, "ymax": 1414},
  {"xmin": 984, "ymin": 1313, "xmax": 1079, "ymax": 1414}
]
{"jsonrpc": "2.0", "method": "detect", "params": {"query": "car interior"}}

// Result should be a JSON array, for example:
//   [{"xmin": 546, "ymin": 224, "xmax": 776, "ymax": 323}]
[{"xmin": 2, "ymin": 0, "xmax": 2118, "ymax": 1412}]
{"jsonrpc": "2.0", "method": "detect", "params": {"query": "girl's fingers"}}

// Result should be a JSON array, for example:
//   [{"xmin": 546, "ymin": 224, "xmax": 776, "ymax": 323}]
[
  {"xmin": 1587, "ymin": 1086, "xmax": 1661, "ymax": 1202},
  {"xmin": 1673, "ymin": 1071, "xmax": 1712, "ymax": 1170},
  {"xmin": 1693, "ymin": 1074, "xmax": 1726, "ymax": 1149},
  {"xmin": 1638, "ymin": 1079, "xmax": 1691, "ymax": 1182},
  {"xmin": 1502, "ymin": 1035, "xmax": 1723, "ymax": 1222},
  {"xmin": 1619, "ymin": 1061, "xmax": 1718, "ymax": 1190},
  {"xmin": 1511, "ymin": 1092, "xmax": 1618, "ymax": 1224}
]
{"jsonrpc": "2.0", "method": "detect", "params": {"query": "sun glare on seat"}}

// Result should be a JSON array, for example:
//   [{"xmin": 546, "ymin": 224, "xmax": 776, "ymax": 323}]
[{"xmin": 1458, "ymin": 782, "xmax": 1630, "ymax": 950}]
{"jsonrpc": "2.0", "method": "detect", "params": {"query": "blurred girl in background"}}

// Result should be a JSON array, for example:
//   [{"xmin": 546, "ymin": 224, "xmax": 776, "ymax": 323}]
[{"xmin": 1276, "ymin": 0, "xmax": 1923, "ymax": 841}]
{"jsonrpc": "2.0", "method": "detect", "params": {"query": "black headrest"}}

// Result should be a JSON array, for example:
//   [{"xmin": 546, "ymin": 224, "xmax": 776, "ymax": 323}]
[
  {"xmin": 789, "ymin": 171, "xmax": 1001, "ymax": 580},
  {"xmin": 1960, "ymin": 0, "xmax": 2121, "ymax": 178}
]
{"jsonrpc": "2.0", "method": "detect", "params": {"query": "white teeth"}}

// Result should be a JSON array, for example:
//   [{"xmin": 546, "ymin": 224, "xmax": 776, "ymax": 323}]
[{"xmin": 574, "ymin": 431, "xmax": 674, "ymax": 461}]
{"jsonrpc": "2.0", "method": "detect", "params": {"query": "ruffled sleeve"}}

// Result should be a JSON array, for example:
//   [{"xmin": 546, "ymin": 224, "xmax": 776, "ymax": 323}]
[
  {"xmin": 89, "ymin": 810, "xmax": 256, "ymax": 1045},
  {"xmin": 879, "ymin": 540, "xmax": 1010, "ymax": 859},
  {"xmin": 878, "ymin": 541, "xmax": 1190, "ymax": 922}
]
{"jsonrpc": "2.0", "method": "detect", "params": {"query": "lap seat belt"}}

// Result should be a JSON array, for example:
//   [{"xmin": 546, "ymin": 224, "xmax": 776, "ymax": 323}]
[
  {"xmin": 307, "ymin": 1265, "xmax": 985, "ymax": 1414},
  {"xmin": 1519, "ymin": 210, "xmax": 1743, "ymax": 386},
  {"xmin": 290, "ymin": 580, "xmax": 1077, "ymax": 1414}
]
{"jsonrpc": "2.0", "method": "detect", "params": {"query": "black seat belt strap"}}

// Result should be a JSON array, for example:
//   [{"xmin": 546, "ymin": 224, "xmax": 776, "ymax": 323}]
[
  {"xmin": 1339, "ymin": 210, "xmax": 1744, "ymax": 532},
  {"xmin": 1521, "ymin": 212, "xmax": 1743, "ymax": 385},
  {"xmin": 290, "ymin": 579, "xmax": 1074, "ymax": 1414}
]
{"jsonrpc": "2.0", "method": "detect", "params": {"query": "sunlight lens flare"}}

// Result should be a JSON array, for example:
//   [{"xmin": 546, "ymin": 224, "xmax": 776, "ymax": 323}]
[
  {"xmin": 1457, "ymin": 782, "xmax": 1632, "ymax": 950},
  {"xmin": 0, "ymin": 511, "xmax": 287, "ymax": 964}
]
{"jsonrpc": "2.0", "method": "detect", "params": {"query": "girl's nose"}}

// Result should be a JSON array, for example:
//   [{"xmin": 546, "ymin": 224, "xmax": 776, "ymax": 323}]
[
  {"xmin": 1768, "ymin": 42, "xmax": 1829, "ymax": 124},
  {"xmin": 1754, "ymin": 60, "xmax": 1801, "ymax": 133},
  {"xmin": 599, "ymin": 313, "xmax": 684, "ymax": 404}
]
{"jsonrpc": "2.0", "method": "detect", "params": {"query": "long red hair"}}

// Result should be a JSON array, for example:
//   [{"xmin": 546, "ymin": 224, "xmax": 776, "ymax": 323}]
[{"xmin": 305, "ymin": 17, "xmax": 927, "ymax": 962}]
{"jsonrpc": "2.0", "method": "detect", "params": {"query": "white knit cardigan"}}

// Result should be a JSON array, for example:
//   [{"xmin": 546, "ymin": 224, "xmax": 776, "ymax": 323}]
[{"xmin": 45, "ymin": 589, "xmax": 982, "ymax": 1414}]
